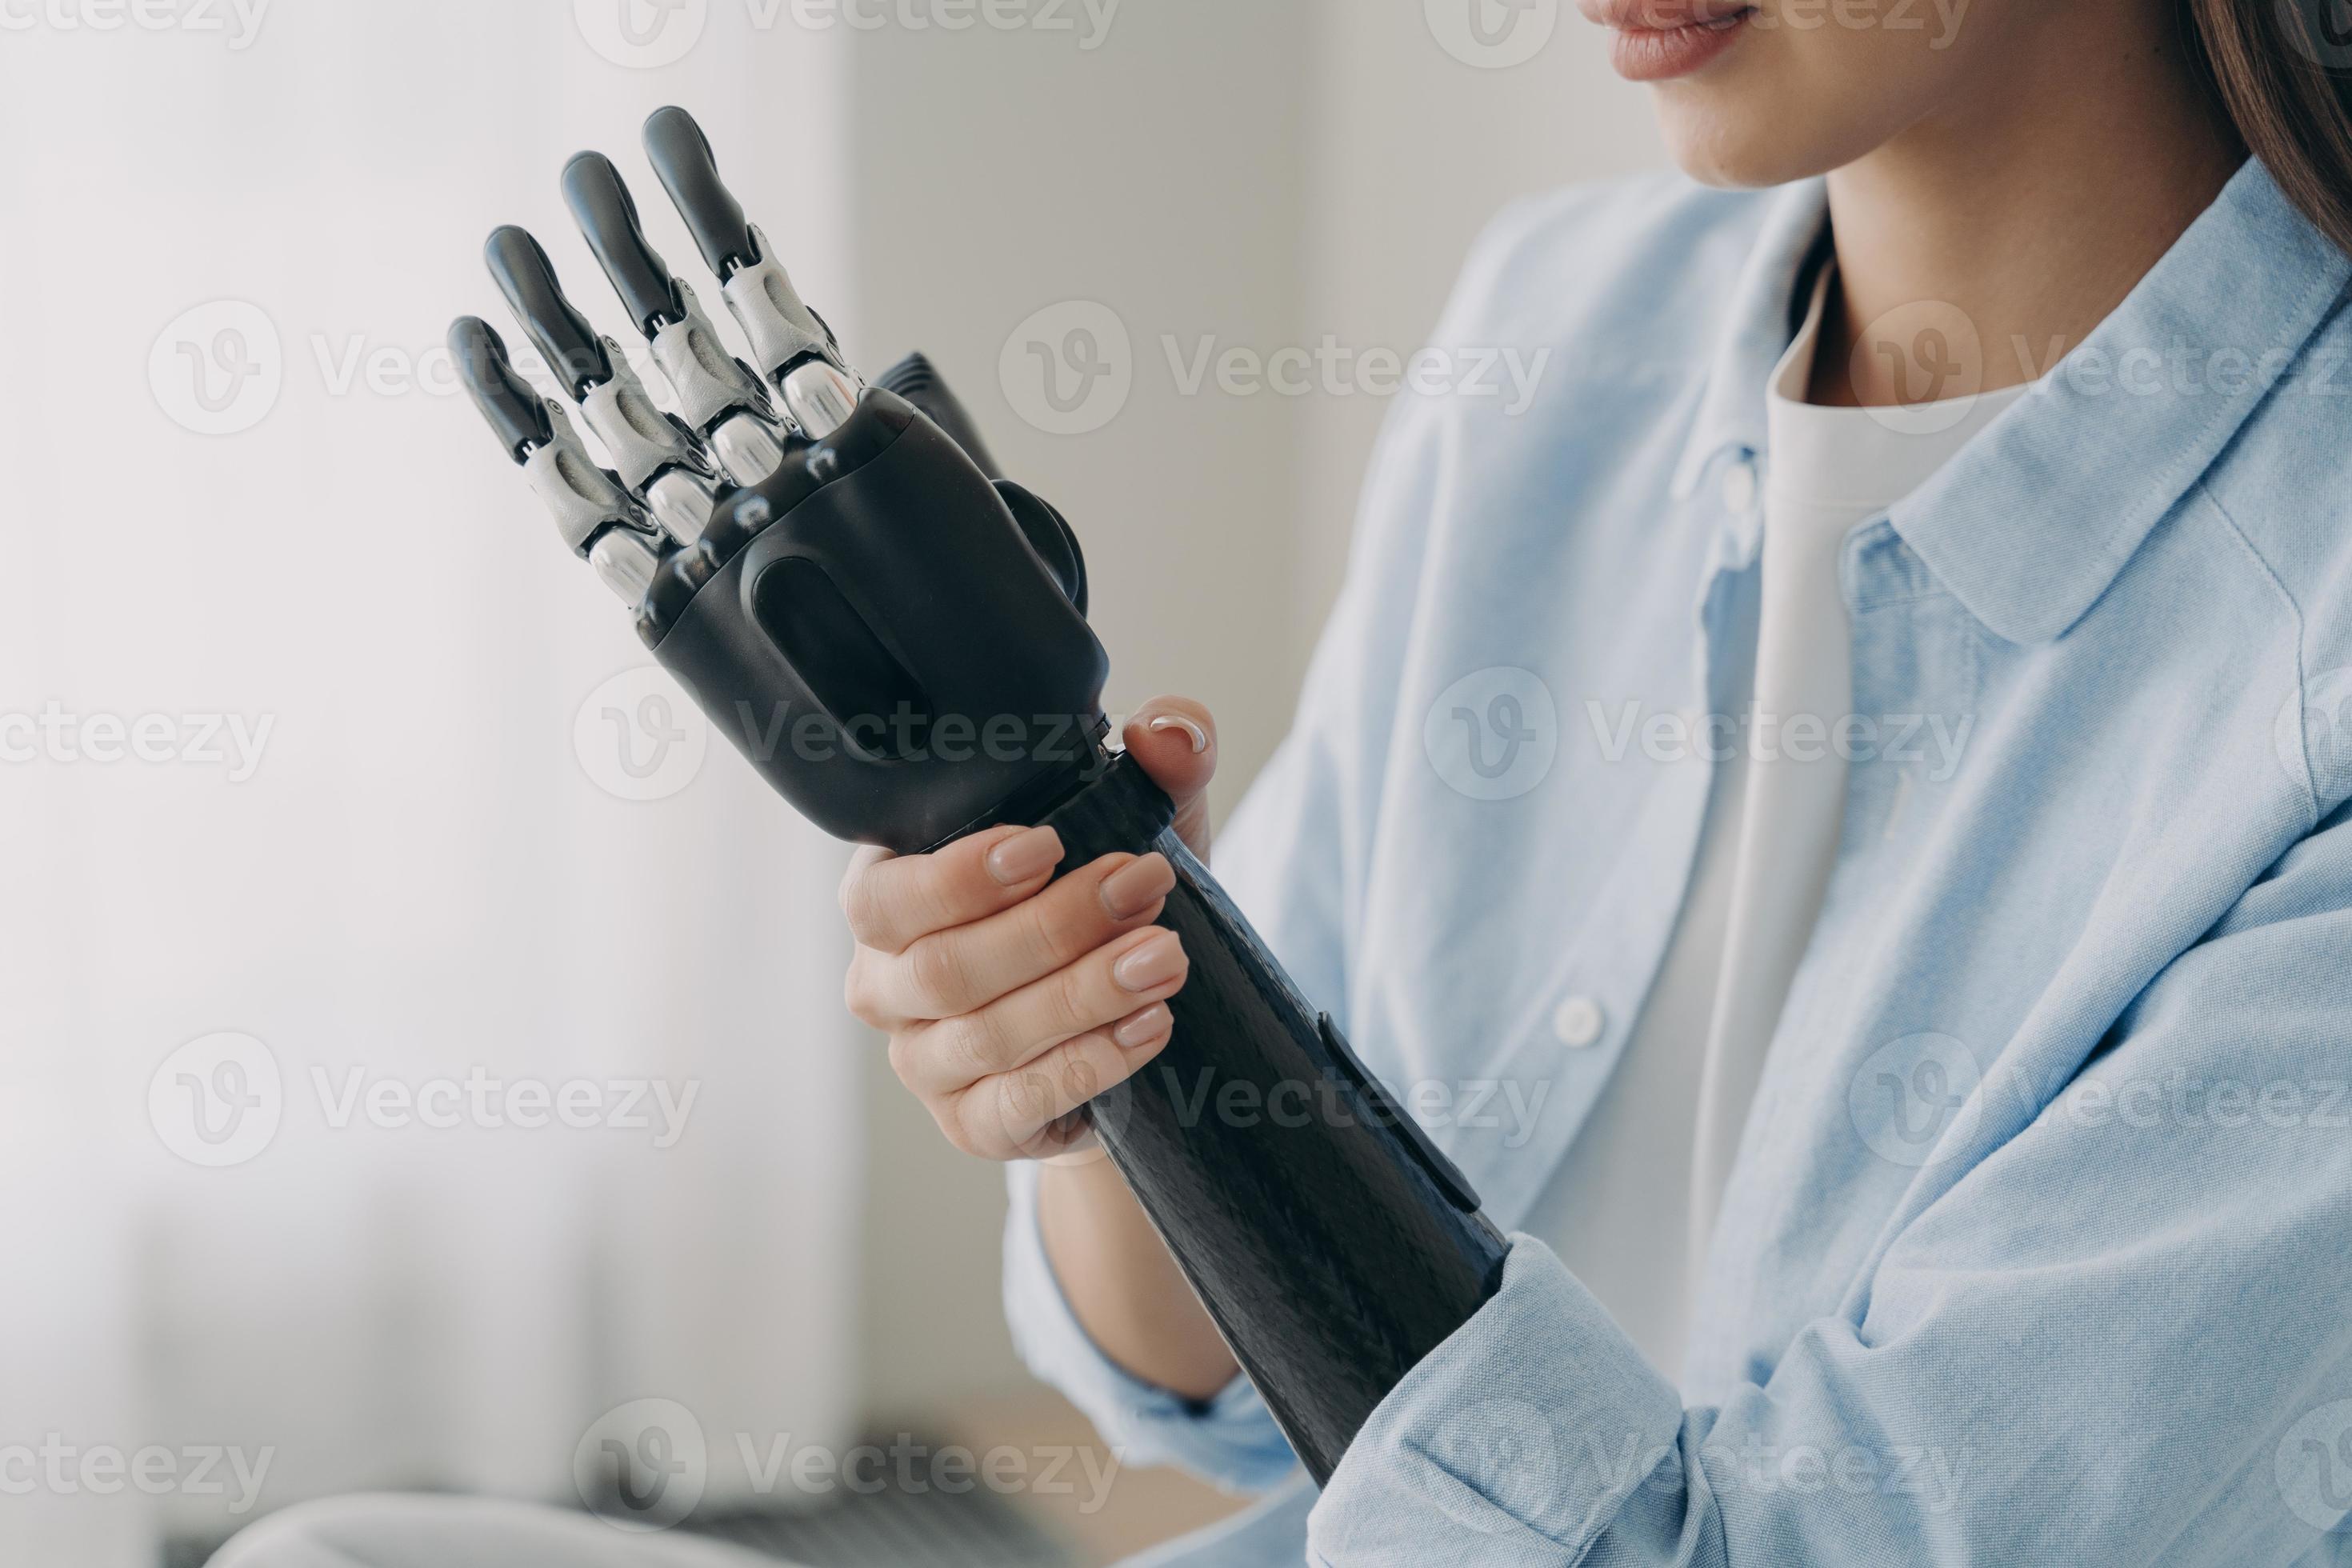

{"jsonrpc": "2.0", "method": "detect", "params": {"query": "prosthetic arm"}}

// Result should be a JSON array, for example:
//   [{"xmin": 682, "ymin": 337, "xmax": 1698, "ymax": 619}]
[{"xmin": 448, "ymin": 107, "xmax": 1508, "ymax": 1486}]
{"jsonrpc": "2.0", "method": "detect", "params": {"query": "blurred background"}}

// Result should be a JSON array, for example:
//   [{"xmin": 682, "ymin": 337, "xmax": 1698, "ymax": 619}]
[{"xmin": 0, "ymin": 2, "xmax": 1661, "ymax": 1562}]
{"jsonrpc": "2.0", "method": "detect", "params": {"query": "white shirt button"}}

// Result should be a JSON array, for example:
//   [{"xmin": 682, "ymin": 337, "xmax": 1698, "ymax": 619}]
[
  {"xmin": 1552, "ymin": 995, "xmax": 1606, "ymax": 1049},
  {"xmin": 1721, "ymin": 456, "xmax": 1758, "ymax": 515}
]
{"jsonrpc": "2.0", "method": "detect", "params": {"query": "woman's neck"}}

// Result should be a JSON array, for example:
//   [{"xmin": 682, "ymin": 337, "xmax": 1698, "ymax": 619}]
[{"xmin": 1811, "ymin": 10, "xmax": 2244, "ymax": 408}]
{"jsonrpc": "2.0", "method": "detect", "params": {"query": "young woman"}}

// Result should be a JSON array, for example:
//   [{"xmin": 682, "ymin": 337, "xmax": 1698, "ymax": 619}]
[
  {"xmin": 221, "ymin": 0, "xmax": 2352, "ymax": 1562},
  {"xmin": 847, "ymin": 0, "xmax": 2352, "ymax": 1562}
]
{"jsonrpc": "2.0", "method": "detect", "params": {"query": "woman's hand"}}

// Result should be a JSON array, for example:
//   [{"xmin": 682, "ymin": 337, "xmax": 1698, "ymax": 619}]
[{"xmin": 841, "ymin": 698, "xmax": 1218, "ymax": 1162}]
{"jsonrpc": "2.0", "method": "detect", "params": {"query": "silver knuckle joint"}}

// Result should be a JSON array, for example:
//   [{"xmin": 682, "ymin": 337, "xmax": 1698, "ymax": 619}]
[
  {"xmin": 522, "ymin": 400, "xmax": 645, "ymax": 556},
  {"xmin": 709, "ymin": 410, "xmax": 788, "ymax": 487},
  {"xmin": 721, "ymin": 228, "xmax": 833, "ymax": 378},
  {"xmin": 650, "ymin": 281, "xmax": 770, "ymax": 433},
  {"xmin": 782, "ymin": 361, "xmax": 859, "ymax": 440},
  {"xmin": 578, "ymin": 343, "xmax": 701, "ymax": 489}
]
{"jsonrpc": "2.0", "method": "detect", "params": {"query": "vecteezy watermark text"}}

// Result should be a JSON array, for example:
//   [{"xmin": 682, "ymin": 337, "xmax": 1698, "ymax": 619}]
[
  {"xmin": 1415, "ymin": 1399, "xmax": 1970, "ymax": 1532},
  {"xmin": 574, "ymin": 1399, "xmax": 1126, "ymax": 1534},
  {"xmin": 1588, "ymin": 701, "xmax": 1974, "ymax": 782},
  {"xmin": 1162, "ymin": 336, "xmax": 1551, "ymax": 415},
  {"xmin": 1068, "ymin": 1062, "xmax": 1551, "ymax": 1154},
  {"xmin": 573, "ymin": 0, "xmax": 1120, "ymax": 70},
  {"xmin": 309, "ymin": 1066, "xmax": 701, "ymax": 1150},
  {"xmin": 0, "ymin": 0, "xmax": 270, "ymax": 47},
  {"xmin": 0, "ymin": 1436, "xmax": 273, "ymax": 1515},
  {"xmin": 998, "ymin": 298, "xmax": 1556, "ymax": 435},
  {"xmin": 0, "ymin": 704, "xmax": 274, "ymax": 782},
  {"xmin": 150, "ymin": 1032, "xmax": 702, "ymax": 1168}
]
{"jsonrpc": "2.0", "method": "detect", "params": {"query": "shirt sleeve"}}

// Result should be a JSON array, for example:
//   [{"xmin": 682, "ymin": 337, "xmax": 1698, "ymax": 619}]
[
  {"xmin": 999, "ymin": 1158, "xmax": 1299, "ymax": 1493},
  {"xmin": 1306, "ymin": 805, "xmax": 2352, "ymax": 1565}
]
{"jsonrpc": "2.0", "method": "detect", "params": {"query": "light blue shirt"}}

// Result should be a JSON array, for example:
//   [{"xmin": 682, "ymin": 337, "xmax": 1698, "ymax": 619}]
[{"xmin": 1005, "ymin": 158, "xmax": 2352, "ymax": 1566}]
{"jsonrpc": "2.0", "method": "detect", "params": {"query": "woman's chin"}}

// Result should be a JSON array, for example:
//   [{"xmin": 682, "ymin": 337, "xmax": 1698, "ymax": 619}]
[{"xmin": 1654, "ymin": 97, "xmax": 1889, "ymax": 190}]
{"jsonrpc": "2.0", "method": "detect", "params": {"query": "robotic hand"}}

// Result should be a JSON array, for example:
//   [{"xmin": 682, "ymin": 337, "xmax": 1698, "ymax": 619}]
[{"xmin": 449, "ymin": 107, "xmax": 1507, "ymax": 1486}]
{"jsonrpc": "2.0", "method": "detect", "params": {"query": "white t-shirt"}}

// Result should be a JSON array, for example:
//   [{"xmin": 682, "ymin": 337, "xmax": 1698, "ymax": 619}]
[{"xmin": 1524, "ymin": 270, "xmax": 2029, "ymax": 1377}]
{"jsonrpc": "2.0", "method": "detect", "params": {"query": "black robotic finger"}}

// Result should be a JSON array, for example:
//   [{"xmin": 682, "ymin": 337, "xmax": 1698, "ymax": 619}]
[
  {"xmin": 641, "ymin": 106, "xmax": 851, "ymax": 430},
  {"xmin": 560, "ymin": 151, "xmax": 681, "ymax": 338},
  {"xmin": 486, "ymin": 225, "xmax": 727, "ymax": 542},
  {"xmin": 449, "ymin": 313, "xmax": 553, "ymax": 461},
  {"xmin": 448, "ymin": 314, "xmax": 670, "ymax": 605},
  {"xmin": 562, "ymin": 150, "xmax": 792, "ymax": 486},
  {"xmin": 485, "ymin": 224, "xmax": 610, "ymax": 395},
  {"xmin": 641, "ymin": 105, "xmax": 754, "ymax": 278}
]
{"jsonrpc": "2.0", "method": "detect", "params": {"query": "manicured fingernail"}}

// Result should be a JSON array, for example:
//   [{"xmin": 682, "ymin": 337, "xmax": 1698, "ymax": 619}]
[
  {"xmin": 1147, "ymin": 714, "xmax": 1209, "ymax": 754},
  {"xmin": 1114, "ymin": 930, "xmax": 1186, "ymax": 992},
  {"xmin": 1114, "ymin": 1003, "xmax": 1173, "ymax": 1049},
  {"xmin": 986, "ymin": 826, "xmax": 1062, "ymax": 886},
  {"xmin": 1099, "ymin": 854, "xmax": 1175, "ymax": 921}
]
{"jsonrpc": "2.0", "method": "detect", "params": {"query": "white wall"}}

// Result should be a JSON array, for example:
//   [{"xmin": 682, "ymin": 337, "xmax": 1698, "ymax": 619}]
[
  {"xmin": 0, "ymin": 7, "xmax": 866, "ymax": 1557},
  {"xmin": 1295, "ymin": 0, "xmax": 1669, "ymax": 623}
]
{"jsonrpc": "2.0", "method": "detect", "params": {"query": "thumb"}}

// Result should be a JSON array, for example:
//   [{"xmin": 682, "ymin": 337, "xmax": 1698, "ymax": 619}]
[{"xmin": 1122, "ymin": 697, "xmax": 1217, "ymax": 860}]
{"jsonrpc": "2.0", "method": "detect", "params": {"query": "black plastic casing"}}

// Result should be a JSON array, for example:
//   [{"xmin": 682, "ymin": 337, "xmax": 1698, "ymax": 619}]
[
  {"xmin": 641, "ymin": 371, "xmax": 1506, "ymax": 1484},
  {"xmin": 1036, "ymin": 758, "xmax": 1508, "ymax": 1482},
  {"xmin": 645, "ymin": 388, "xmax": 1109, "ymax": 850}
]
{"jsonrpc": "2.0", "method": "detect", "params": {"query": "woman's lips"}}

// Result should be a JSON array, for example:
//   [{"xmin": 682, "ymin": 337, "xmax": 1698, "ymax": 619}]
[{"xmin": 1598, "ymin": 3, "xmax": 1756, "ymax": 82}]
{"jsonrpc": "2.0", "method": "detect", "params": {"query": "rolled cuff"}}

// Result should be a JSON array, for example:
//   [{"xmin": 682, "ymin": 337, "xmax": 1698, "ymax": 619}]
[
  {"xmin": 1308, "ymin": 1234, "xmax": 1686, "ymax": 1566},
  {"xmin": 1001, "ymin": 1160, "xmax": 1298, "ymax": 1494}
]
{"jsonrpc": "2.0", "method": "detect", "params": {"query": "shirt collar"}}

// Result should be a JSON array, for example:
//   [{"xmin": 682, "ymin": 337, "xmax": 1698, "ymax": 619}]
[
  {"xmin": 1672, "ymin": 160, "xmax": 2352, "ymax": 646},
  {"xmin": 1889, "ymin": 158, "xmax": 2350, "ymax": 643},
  {"xmin": 1669, "ymin": 178, "xmax": 1831, "ymax": 501}
]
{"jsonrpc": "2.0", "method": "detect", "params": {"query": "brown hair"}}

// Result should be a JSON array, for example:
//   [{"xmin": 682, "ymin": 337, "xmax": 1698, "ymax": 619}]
[{"xmin": 2184, "ymin": 0, "xmax": 2352, "ymax": 251}]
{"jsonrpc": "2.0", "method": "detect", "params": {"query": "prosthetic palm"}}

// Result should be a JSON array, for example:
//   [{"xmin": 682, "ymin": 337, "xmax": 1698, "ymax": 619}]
[{"xmin": 449, "ymin": 107, "xmax": 1507, "ymax": 1485}]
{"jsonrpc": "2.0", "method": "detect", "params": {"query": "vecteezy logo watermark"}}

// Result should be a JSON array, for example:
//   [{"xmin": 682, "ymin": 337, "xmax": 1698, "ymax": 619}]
[
  {"xmin": 738, "ymin": 1432, "xmax": 1123, "ymax": 1510},
  {"xmin": 2010, "ymin": 333, "xmax": 2351, "ymax": 402},
  {"xmin": 1164, "ymin": 336, "xmax": 1550, "ymax": 415},
  {"xmin": 1745, "ymin": 0, "xmax": 1971, "ymax": 47},
  {"xmin": 1850, "ymin": 299, "xmax": 1985, "ymax": 434},
  {"xmin": 726, "ymin": 703, "xmax": 1111, "ymax": 777},
  {"xmin": 2278, "ymin": 1398, "xmax": 2352, "ymax": 1532},
  {"xmin": 0, "ymin": 1437, "xmax": 274, "ymax": 1515},
  {"xmin": 0, "ymin": 0, "xmax": 271, "ymax": 47},
  {"xmin": 1000, "ymin": 301, "xmax": 1134, "ymax": 435},
  {"xmin": 573, "ymin": 0, "xmax": 708, "ymax": 68},
  {"xmin": 782, "ymin": 0, "xmax": 1122, "ymax": 44},
  {"xmin": 308, "ymin": 1066, "xmax": 701, "ymax": 1149},
  {"xmin": 575, "ymin": 1399, "xmax": 708, "ymax": 1532},
  {"xmin": 150, "ymin": 301, "xmax": 282, "ymax": 435},
  {"xmin": 1586, "ymin": 702, "xmax": 1974, "ymax": 781},
  {"xmin": 1426, "ymin": 0, "xmax": 1559, "ymax": 68},
  {"xmin": 576, "ymin": 667, "xmax": 710, "ymax": 802},
  {"xmin": 1106, "ymin": 1065, "xmax": 1550, "ymax": 1147},
  {"xmin": 1582, "ymin": 1433, "xmax": 1970, "ymax": 1514},
  {"xmin": 1403, "ymin": 1421, "xmax": 1970, "ymax": 1519},
  {"xmin": 150, "ymin": 1036, "xmax": 700, "ymax": 1167},
  {"xmin": 1848, "ymin": 1033, "xmax": 1982, "ymax": 1168},
  {"xmin": 2032, "ymin": 1072, "xmax": 2351, "ymax": 1136},
  {"xmin": 574, "ymin": 0, "xmax": 1120, "ymax": 67},
  {"xmin": 149, "ymin": 1033, "xmax": 283, "ymax": 1168},
  {"xmin": 2277, "ymin": 668, "xmax": 2352, "ymax": 801},
  {"xmin": 1001, "ymin": 306, "xmax": 1553, "ymax": 434},
  {"xmin": 166, "ymin": 309, "xmax": 611, "ymax": 426},
  {"xmin": 2280, "ymin": 0, "xmax": 2352, "ymax": 68},
  {"xmin": 574, "ymin": 1402, "xmax": 1126, "ymax": 1533},
  {"xmin": 1424, "ymin": 666, "xmax": 1560, "ymax": 802},
  {"xmin": 0, "ymin": 704, "xmax": 276, "ymax": 781},
  {"xmin": 1415, "ymin": 1400, "xmax": 1567, "ymax": 1534}
]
